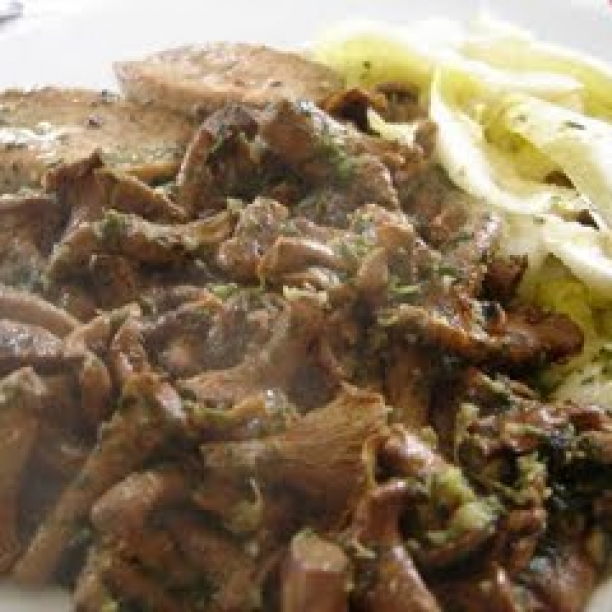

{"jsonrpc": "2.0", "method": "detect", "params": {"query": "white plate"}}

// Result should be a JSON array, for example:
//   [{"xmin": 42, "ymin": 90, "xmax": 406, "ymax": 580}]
[
  {"xmin": 1, "ymin": 0, "xmax": 612, "ymax": 89},
  {"xmin": 1, "ymin": 0, "xmax": 612, "ymax": 610}
]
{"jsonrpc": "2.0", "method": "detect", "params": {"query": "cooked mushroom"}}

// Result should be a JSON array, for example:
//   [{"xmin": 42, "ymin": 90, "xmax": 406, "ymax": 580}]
[
  {"xmin": 13, "ymin": 373, "xmax": 184, "ymax": 584},
  {"xmin": 348, "ymin": 480, "xmax": 442, "ymax": 612},
  {"xmin": 201, "ymin": 384, "xmax": 388, "ymax": 511},
  {"xmin": 281, "ymin": 530, "xmax": 350, "ymax": 612}
]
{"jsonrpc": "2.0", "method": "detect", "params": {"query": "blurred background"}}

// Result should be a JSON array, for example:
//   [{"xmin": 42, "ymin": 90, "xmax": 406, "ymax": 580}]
[{"xmin": 0, "ymin": 0, "xmax": 611, "ymax": 89}]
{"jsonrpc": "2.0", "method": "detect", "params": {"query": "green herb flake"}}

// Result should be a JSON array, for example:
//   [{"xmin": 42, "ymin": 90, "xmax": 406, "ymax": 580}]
[
  {"xmin": 209, "ymin": 282, "xmax": 240, "ymax": 300},
  {"xmin": 388, "ymin": 275, "xmax": 421, "ymax": 300},
  {"xmin": 563, "ymin": 120, "xmax": 585, "ymax": 130}
]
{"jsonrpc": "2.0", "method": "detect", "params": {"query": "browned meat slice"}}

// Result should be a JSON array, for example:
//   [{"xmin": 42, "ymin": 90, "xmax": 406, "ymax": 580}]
[
  {"xmin": 0, "ymin": 193, "xmax": 66, "ymax": 290},
  {"xmin": 0, "ymin": 88, "xmax": 193, "ymax": 193},
  {"xmin": 115, "ymin": 43, "xmax": 342, "ymax": 117},
  {"xmin": 281, "ymin": 531, "xmax": 350, "ymax": 612}
]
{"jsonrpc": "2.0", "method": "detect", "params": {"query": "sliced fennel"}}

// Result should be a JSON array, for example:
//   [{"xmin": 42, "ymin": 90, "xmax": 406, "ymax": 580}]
[
  {"xmin": 461, "ymin": 13, "xmax": 612, "ymax": 119},
  {"xmin": 541, "ymin": 216, "xmax": 612, "ymax": 297},
  {"xmin": 554, "ymin": 344, "xmax": 612, "ymax": 409},
  {"xmin": 311, "ymin": 20, "xmax": 449, "ymax": 89},
  {"xmin": 430, "ymin": 70, "xmax": 578, "ymax": 216},
  {"xmin": 528, "ymin": 258, "xmax": 597, "ymax": 340},
  {"xmin": 312, "ymin": 19, "xmax": 581, "ymax": 103},
  {"xmin": 495, "ymin": 93, "xmax": 612, "ymax": 227},
  {"xmin": 367, "ymin": 107, "xmax": 423, "ymax": 147}
]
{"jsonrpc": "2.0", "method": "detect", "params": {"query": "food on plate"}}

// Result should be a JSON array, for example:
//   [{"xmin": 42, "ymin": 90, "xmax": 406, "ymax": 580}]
[
  {"xmin": 313, "ymin": 14, "xmax": 612, "ymax": 411},
  {"xmin": 0, "ymin": 21, "xmax": 612, "ymax": 612}
]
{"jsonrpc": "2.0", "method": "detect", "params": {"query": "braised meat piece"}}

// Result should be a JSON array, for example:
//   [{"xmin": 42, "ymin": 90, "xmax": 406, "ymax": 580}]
[
  {"xmin": 0, "ymin": 88, "xmax": 193, "ymax": 193},
  {"xmin": 115, "ymin": 43, "xmax": 343, "ymax": 116}
]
